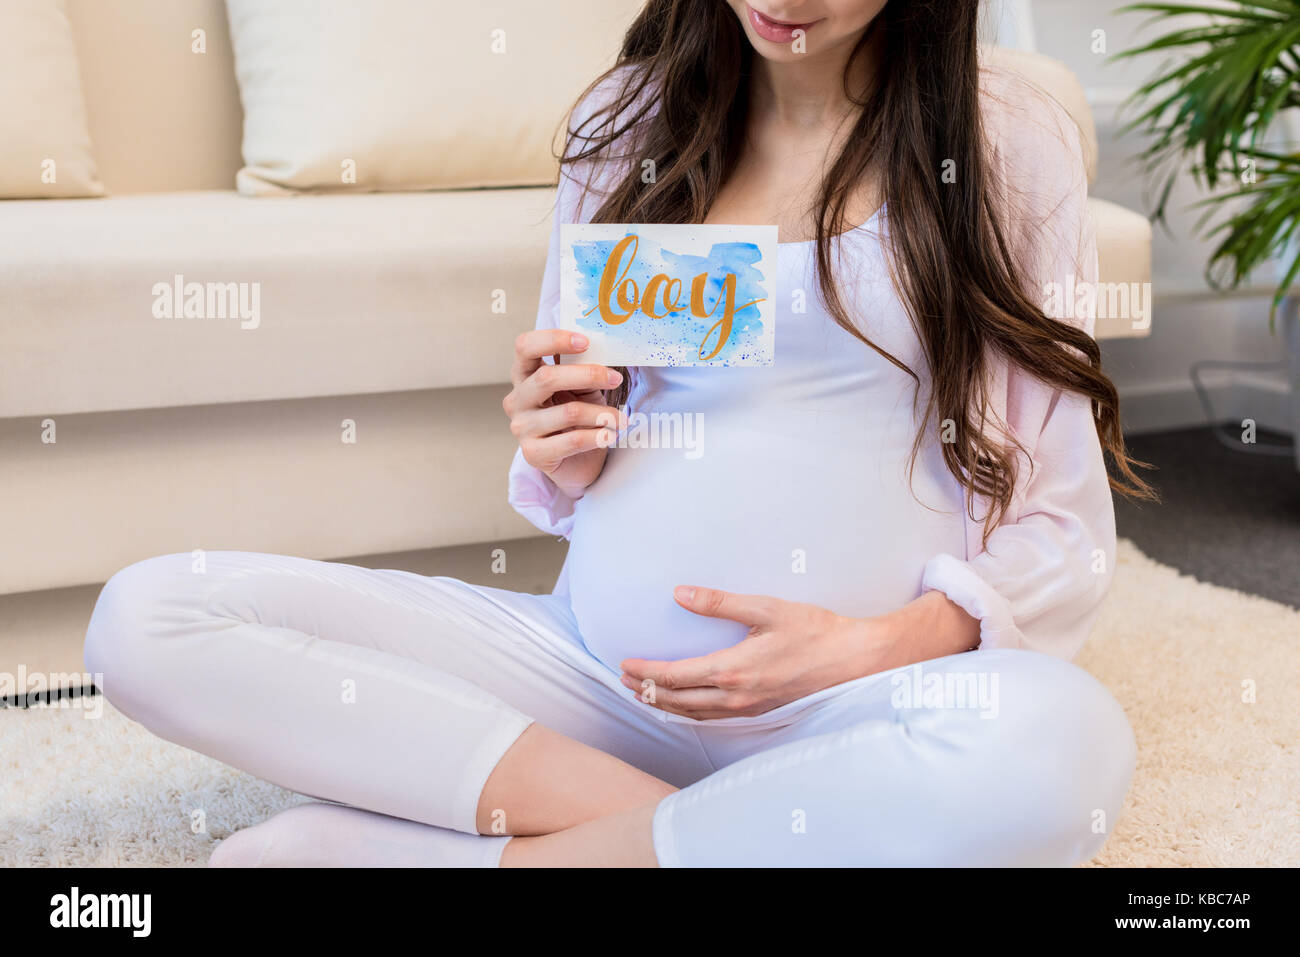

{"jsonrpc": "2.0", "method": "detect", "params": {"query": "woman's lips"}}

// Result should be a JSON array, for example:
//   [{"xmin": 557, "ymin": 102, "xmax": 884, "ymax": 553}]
[{"xmin": 746, "ymin": 4, "xmax": 821, "ymax": 43}]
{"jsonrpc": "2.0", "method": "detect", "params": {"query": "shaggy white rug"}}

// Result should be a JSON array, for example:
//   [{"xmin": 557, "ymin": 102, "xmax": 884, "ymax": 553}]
[{"xmin": 2, "ymin": 540, "xmax": 1296, "ymax": 867}]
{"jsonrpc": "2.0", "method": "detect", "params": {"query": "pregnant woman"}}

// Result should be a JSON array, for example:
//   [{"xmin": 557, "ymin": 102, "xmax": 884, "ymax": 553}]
[{"xmin": 84, "ymin": 0, "xmax": 1151, "ymax": 867}]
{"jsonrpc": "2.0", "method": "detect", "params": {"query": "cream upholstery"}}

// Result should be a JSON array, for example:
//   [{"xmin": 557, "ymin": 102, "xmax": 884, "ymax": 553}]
[
  {"xmin": 224, "ymin": 0, "xmax": 643, "ymax": 194},
  {"xmin": 1091, "ymin": 197, "xmax": 1155, "ymax": 337},
  {"xmin": 0, "ymin": 189, "xmax": 554, "ymax": 417},
  {"xmin": 0, "ymin": 3, "xmax": 1153, "ymax": 680},
  {"xmin": 66, "ymin": 0, "xmax": 243, "ymax": 193},
  {"xmin": 1, "ymin": 387, "xmax": 537, "ymax": 594},
  {"xmin": 0, "ymin": 0, "xmax": 103, "ymax": 198}
]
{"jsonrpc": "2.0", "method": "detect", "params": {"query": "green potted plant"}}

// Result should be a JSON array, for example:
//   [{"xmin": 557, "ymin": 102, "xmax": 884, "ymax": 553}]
[{"xmin": 1118, "ymin": 0, "xmax": 1300, "ymax": 467}]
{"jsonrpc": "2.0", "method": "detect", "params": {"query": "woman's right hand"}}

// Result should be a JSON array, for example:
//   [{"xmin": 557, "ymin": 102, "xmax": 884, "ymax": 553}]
[{"xmin": 503, "ymin": 329, "xmax": 626, "ymax": 499}]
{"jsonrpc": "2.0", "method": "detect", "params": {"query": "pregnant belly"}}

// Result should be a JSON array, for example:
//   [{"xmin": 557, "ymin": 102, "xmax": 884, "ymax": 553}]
[{"xmin": 565, "ymin": 424, "xmax": 968, "ymax": 673}]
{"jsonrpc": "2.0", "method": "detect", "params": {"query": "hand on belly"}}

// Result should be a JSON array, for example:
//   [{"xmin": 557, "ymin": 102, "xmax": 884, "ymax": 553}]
[{"xmin": 614, "ymin": 585, "xmax": 905, "ymax": 721}]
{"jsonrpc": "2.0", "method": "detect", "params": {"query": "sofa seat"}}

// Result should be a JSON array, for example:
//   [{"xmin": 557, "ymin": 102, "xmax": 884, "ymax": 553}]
[{"xmin": 0, "ymin": 188, "xmax": 556, "ymax": 418}]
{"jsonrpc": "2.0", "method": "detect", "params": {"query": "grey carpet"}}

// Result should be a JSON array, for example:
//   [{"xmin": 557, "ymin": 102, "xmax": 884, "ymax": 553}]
[{"xmin": 1114, "ymin": 426, "xmax": 1300, "ymax": 608}]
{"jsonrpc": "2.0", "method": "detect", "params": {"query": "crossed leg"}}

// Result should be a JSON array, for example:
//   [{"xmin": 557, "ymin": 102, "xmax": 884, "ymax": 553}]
[
  {"xmin": 83, "ymin": 551, "xmax": 711, "ymax": 865},
  {"xmin": 85, "ymin": 551, "xmax": 1136, "ymax": 867}
]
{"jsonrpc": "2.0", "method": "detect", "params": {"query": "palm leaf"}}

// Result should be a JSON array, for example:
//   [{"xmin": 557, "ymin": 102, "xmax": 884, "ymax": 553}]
[{"xmin": 1116, "ymin": 0, "xmax": 1300, "ymax": 320}]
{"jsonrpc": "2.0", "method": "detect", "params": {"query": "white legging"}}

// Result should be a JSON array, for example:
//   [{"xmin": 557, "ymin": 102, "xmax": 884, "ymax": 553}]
[{"xmin": 83, "ymin": 551, "xmax": 1135, "ymax": 866}]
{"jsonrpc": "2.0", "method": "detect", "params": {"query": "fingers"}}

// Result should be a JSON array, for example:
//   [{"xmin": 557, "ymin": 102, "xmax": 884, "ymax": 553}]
[
  {"xmin": 620, "ymin": 653, "xmax": 719, "ymax": 691},
  {"xmin": 510, "ymin": 329, "xmax": 593, "ymax": 386},
  {"xmin": 617, "ymin": 673, "xmax": 762, "ymax": 719},
  {"xmin": 518, "ymin": 427, "xmax": 618, "ymax": 474},
  {"xmin": 673, "ymin": 586, "xmax": 778, "ymax": 627},
  {"xmin": 506, "ymin": 362, "xmax": 622, "ymax": 417},
  {"xmin": 510, "ymin": 402, "xmax": 627, "ymax": 441}
]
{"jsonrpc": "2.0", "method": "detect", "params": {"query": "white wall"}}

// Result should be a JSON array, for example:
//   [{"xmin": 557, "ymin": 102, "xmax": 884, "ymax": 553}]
[{"xmin": 1025, "ymin": 0, "xmax": 1292, "ymax": 434}]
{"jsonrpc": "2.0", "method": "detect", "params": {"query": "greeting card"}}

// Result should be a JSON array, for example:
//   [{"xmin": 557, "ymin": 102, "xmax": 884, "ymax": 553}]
[{"xmin": 559, "ymin": 223, "xmax": 778, "ymax": 366}]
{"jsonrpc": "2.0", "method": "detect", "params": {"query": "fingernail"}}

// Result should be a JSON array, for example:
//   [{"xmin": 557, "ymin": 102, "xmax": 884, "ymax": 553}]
[
  {"xmin": 571, "ymin": 333, "xmax": 588, "ymax": 350},
  {"xmin": 675, "ymin": 586, "xmax": 695, "ymax": 603},
  {"xmin": 606, "ymin": 370, "xmax": 623, "ymax": 387}
]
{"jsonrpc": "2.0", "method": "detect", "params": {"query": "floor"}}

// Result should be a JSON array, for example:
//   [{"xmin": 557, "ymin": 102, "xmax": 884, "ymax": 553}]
[{"xmin": 1114, "ymin": 426, "xmax": 1300, "ymax": 608}]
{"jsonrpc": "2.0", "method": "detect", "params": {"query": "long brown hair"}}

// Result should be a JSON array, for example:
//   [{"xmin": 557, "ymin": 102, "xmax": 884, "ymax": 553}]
[{"xmin": 562, "ymin": 0, "xmax": 1153, "ymax": 534}]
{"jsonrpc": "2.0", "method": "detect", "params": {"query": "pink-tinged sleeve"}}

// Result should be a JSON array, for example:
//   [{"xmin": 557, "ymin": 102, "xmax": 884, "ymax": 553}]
[
  {"xmin": 920, "ymin": 79, "xmax": 1114, "ymax": 660},
  {"xmin": 507, "ymin": 447, "xmax": 578, "ymax": 537},
  {"xmin": 506, "ymin": 77, "xmax": 626, "ymax": 538}
]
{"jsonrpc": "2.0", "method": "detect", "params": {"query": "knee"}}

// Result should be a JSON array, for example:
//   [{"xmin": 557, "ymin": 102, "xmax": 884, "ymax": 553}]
[
  {"xmin": 84, "ymin": 553, "xmax": 198, "ymax": 719},
  {"xmin": 979, "ymin": 650, "xmax": 1136, "ymax": 862}
]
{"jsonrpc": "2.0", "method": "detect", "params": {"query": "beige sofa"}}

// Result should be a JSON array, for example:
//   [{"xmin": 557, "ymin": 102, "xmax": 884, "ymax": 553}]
[{"xmin": 0, "ymin": 0, "xmax": 1151, "ymax": 683}]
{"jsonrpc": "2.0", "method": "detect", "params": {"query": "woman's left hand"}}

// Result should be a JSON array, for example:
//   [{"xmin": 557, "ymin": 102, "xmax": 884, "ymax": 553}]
[{"xmin": 618, "ymin": 586, "xmax": 902, "ymax": 719}]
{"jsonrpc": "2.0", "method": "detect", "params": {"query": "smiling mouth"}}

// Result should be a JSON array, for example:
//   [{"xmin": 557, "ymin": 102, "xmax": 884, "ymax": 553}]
[{"xmin": 746, "ymin": 4, "xmax": 822, "ymax": 43}]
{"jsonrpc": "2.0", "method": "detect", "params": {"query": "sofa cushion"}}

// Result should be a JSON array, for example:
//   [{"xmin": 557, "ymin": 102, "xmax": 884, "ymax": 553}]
[
  {"xmin": 0, "ymin": 0, "xmax": 104, "ymax": 199},
  {"xmin": 225, "ymin": 0, "xmax": 643, "ymax": 195},
  {"xmin": 65, "ymin": 0, "xmax": 244, "ymax": 195},
  {"xmin": 0, "ymin": 189, "xmax": 555, "ymax": 417}
]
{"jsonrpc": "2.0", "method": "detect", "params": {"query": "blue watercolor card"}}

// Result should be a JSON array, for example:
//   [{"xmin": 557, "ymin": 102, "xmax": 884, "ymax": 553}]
[{"xmin": 559, "ymin": 223, "xmax": 778, "ymax": 367}]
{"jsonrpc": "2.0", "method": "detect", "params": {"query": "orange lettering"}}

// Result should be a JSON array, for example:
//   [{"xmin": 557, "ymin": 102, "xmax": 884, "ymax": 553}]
[
  {"xmin": 588, "ymin": 234, "xmax": 640, "ymax": 325},
  {"xmin": 693, "ymin": 273, "xmax": 763, "ymax": 360},
  {"xmin": 642, "ymin": 274, "xmax": 683, "ymax": 318},
  {"xmin": 585, "ymin": 235, "xmax": 763, "ymax": 359}
]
